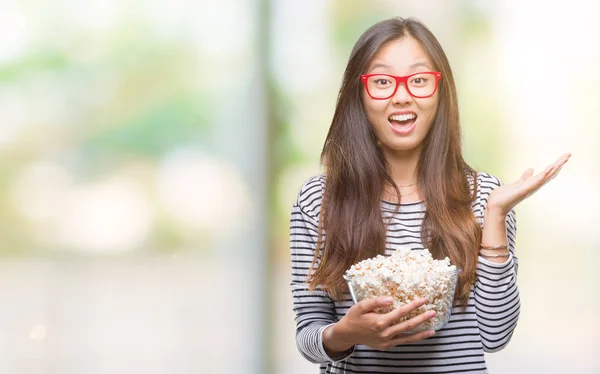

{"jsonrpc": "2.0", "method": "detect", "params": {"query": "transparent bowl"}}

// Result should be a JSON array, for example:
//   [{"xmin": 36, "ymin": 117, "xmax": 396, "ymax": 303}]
[{"xmin": 343, "ymin": 268, "xmax": 461, "ymax": 332}]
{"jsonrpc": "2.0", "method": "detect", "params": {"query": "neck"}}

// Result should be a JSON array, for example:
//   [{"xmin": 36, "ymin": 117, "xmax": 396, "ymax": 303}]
[
  {"xmin": 383, "ymin": 148, "xmax": 421, "ymax": 186},
  {"xmin": 381, "ymin": 147, "xmax": 423, "ymax": 203}
]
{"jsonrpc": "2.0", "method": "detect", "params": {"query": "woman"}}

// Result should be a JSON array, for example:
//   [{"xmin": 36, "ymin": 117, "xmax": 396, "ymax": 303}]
[{"xmin": 289, "ymin": 17, "xmax": 569, "ymax": 373}]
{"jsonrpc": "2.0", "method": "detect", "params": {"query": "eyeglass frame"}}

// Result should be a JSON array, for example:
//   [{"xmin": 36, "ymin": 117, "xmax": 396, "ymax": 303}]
[{"xmin": 360, "ymin": 71, "xmax": 442, "ymax": 100}]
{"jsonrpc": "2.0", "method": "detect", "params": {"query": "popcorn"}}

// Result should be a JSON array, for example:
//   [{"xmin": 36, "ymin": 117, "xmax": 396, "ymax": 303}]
[{"xmin": 344, "ymin": 246, "xmax": 459, "ymax": 331}]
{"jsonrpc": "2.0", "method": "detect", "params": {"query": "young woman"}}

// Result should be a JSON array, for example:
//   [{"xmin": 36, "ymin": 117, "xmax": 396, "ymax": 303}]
[{"xmin": 289, "ymin": 17, "xmax": 570, "ymax": 373}]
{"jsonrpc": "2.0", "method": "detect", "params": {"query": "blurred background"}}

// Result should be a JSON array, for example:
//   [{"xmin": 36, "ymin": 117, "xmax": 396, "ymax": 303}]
[{"xmin": 0, "ymin": 0, "xmax": 598, "ymax": 373}]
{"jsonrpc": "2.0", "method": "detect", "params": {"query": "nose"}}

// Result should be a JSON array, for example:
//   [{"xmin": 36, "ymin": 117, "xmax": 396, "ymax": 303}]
[{"xmin": 392, "ymin": 82, "xmax": 412, "ymax": 104}]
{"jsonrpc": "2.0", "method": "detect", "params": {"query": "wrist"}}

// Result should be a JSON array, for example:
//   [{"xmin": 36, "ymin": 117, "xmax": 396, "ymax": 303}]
[
  {"xmin": 484, "ymin": 205, "xmax": 508, "ymax": 220},
  {"xmin": 324, "ymin": 321, "xmax": 354, "ymax": 353}
]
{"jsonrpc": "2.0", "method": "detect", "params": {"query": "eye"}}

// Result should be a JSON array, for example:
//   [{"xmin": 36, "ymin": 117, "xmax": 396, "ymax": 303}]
[
  {"xmin": 374, "ymin": 78, "xmax": 391, "ymax": 85},
  {"xmin": 410, "ymin": 77, "xmax": 428, "ymax": 85}
]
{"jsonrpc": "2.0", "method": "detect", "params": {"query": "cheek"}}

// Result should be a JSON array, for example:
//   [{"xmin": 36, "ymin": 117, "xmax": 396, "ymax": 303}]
[
  {"xmin": 364, "ymin": 100, "xmax": 388, "ymax": 122},
  {"xmin": 363, "ymin": 102, "xmax": 387, "ymax": 138},
  {"xmin": 418, "ymin": 98, "xmax": 439, "ymax": 120}
]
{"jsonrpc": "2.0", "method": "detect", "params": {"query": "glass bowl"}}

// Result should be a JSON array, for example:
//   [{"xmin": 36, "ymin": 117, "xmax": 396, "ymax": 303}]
[{"xmin": 343, "ymin": 267, "xmax": 461, "ymax": 332}]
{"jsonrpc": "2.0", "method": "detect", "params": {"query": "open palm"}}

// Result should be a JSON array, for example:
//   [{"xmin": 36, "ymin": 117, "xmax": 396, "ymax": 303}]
[{"xmin": 487, "ymin": 153, "xmax": 571, "ymax": 215}]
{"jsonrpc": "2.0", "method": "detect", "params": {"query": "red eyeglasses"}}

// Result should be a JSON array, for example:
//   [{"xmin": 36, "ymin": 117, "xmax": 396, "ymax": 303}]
[{"xmin": 360, "ymin": 71, "xmax": 442, "ymax": 99}]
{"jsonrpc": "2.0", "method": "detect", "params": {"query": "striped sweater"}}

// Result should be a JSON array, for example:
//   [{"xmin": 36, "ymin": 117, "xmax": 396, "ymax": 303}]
[{"xmin": 289, "ymin": 172, "xmax": 519, "ymax": 373}]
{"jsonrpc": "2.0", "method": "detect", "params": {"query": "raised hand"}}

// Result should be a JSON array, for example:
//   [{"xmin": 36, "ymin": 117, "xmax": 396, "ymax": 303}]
[{"xmin": 486, "ymin": 152, "xmax": 571, "ymax": 216}]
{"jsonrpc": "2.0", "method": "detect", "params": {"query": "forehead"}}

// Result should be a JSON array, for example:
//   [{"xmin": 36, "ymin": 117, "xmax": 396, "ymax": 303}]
[{"xmin": 367, "ymin": 36, "xmax": 434, "ymax": 73}]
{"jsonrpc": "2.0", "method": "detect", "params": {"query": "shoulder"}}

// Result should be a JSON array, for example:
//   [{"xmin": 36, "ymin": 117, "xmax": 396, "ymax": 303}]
[
  {"xmin": 294, "ymin": 174, "xmax": 326, "ymax": 221},
  {"xmin": 476, "ymin": 171, "xmax": 503, "ymax": 188},
  {"xmin": 467, "ymin": 170, "xmax": 503, "ymax": 188}
]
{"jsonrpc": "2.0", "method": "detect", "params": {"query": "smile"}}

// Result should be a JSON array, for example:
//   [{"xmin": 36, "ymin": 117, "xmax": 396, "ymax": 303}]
[{"xmin": 388, "ymin": 112, "xmax": 417, "ymax": 135}]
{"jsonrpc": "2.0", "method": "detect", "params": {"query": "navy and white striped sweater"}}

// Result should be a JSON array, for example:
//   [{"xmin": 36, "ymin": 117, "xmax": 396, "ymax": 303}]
[{"xmin": 290, "ymin": 172, "xmax": 519, "ymax": 373}]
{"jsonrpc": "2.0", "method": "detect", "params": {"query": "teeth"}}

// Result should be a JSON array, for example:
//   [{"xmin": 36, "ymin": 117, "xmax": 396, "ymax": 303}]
[{"xmin": 389, "ymin": 113, "xmax": 416, "ymax": 121}]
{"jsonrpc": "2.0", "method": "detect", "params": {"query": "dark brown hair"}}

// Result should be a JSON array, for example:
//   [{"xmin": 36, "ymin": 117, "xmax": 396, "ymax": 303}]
[{"xmin": 309, "ymin": 17, "xmax": 481, "ymax": 305}]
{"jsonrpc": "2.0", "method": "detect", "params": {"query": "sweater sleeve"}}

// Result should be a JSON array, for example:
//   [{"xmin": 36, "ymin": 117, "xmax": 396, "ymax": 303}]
[
  {"xmin": 289, "ymin": 176, "xmax": 354, "ymax": 363},
  {"xmin": 473, "ymin": 173, "xmax": 521, "ymax": 352}
]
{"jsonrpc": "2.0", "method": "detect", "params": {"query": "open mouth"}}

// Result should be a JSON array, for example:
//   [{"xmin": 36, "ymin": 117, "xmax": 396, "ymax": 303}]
[
  {"xmin": 388, "ymin": 113, "xmax": 417, "ymax": 127},
  {"xmin": 388, "ymin": 113, "xmax": 417, "ymax": 135}
]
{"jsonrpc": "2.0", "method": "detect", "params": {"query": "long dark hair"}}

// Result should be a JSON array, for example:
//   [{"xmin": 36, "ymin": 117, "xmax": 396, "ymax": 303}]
[{"xmin": 309, "ymin": 17, "xmax": 481, "ymax": 305}]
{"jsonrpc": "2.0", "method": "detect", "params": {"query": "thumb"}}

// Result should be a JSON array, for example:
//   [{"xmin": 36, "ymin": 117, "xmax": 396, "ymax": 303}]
[
  {"xmin": 357, "ymin": 296, "xmax": 393, "ymax": 313},
  {"xmin": 518, "ymin": 168, "xmax": 534, "ymax": 184}
]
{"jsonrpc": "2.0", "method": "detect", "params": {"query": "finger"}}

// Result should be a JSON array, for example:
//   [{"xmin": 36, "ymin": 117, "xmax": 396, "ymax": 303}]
[
  {"xmin": 521, "ymin": 164, "xmax": 556, "ymax": 190},
  {"xmin": 532, "ymin": 153, "xmax": 570, "ymax": 179},
  {"xmin": 553, "ymin": 155, "xmax": 570, "ymax": 171},
  {"xmin": 519, "ymin": 154, "xmax": 571, "ymax": 196},
  {"xmin": 554, "ymin": 152, "xmax": 572, "ymax": 166},
  {"xmin": 388, "ymin": 329, "xmax": 435, "ymax": 346},
  {"xmin": 519, "ymin": 169, "xmax": 548, "ymax": 192},
  {"xmin": 384, "ymin": 309, "xmax": 436, "ymax": 337},
  {"xmin": 540, "ymin": 161, "xmax": 566, "ymax": 186},
  {"xmin": 517, "ymin": 168, "xmax": 535, "ymax": 185},
  {"xmin": 524, "ymin": 164, "xmax": 565, "ymax": 198},
  {"xmin": 545, "ymin": 165, "xmax": 564, "ymax": 184},
  {"xmin": 522, "ymin": 166, "xmax": 556, "ymax": 189},
  {"xmin": 533, "ymin": 157, "xmax": 567, "ymax": 187},
  {"xmin": 357, "ymin": 296, "xmax": 394, "ymax": 314},
  {"xmin": 380, "ymin": 298, "xmax": 427, "ymax": 327},
  {"xmin": 540, "ymin": 152, "xmax": 570, "ymax": 176},
  {"xmin": 547, "ymin": 153, "xmax": 570, "ymax": 174}
]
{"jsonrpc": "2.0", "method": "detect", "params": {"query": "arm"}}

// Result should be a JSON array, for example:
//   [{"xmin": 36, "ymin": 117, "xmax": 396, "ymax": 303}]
[
  {"xmin": 475, "ymin": 204, "xmax": 520, "ymax": 352},
  {"xmin": 473, "ymin": 152, "xmax": 570, "ymax": 351},
  {"xmin": 289, "ymin": 182, "xmax": 355, "ymax": 363}
]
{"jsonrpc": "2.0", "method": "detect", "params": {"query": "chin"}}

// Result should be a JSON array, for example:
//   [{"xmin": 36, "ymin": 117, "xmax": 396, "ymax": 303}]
[{"xmin": 385, "ymin": 138, "xmax": 422, "ymax": 151}]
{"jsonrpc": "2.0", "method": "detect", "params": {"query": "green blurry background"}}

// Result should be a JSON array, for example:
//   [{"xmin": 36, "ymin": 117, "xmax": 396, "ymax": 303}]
[{"xmin": 0, "ymin": 0, "xmax": 598, "ymax": 373}]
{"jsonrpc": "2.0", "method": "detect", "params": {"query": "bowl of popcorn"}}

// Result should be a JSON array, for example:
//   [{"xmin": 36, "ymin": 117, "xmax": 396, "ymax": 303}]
[{"xmin": 343, "ymin": 246, "xmax": 460, "ymax": 332}]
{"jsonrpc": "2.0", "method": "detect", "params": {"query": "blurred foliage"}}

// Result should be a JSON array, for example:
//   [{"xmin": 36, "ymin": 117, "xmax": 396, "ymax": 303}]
[
  {"xmin": 0, "ymin": 50, "xmax": 70, "ymax": 82},
  {"xmin": 81, "ymin": 93, "xmax": 210, "ymax": 170},
  {"xmin": 330, "ymin": 1, "xmax": 390, "ymax": 58},
  {"xmin": 0, "ymin": 13, "xmax": 213, "ymax": 255}
]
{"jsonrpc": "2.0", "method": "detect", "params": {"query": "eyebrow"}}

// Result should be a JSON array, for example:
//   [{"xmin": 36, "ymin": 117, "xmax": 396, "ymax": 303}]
[
  {"xmin": 367, "ymin": 61, "xmax": 433, "ymax": 73},
  {"xmin": 409, "ymin": 61, "xmax": 432, "ymax": 70},
  {"xmin": 368, "ymin": 63, "xmax": 392, "ymax": 72}
]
